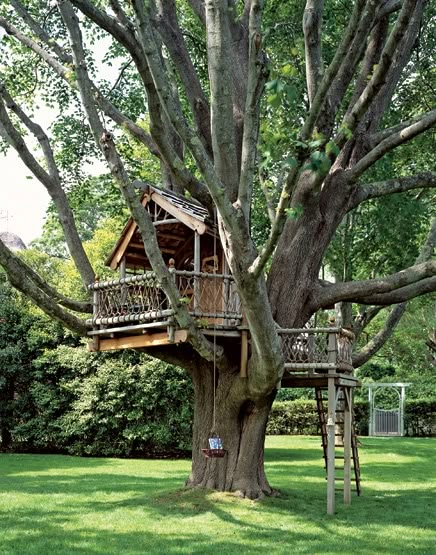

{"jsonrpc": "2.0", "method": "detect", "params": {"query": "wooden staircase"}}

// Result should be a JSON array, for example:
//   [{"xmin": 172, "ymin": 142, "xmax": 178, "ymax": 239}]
[{"xmin": 315, "ymin": 387, "xmax": 362, "ymax": 497}]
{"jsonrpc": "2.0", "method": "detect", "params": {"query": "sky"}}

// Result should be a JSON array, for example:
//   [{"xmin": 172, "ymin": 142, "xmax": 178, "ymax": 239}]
[
  {"xmin": 0, "ymin": 26, "xmax": 50, "ymax": 246},
  {"xmin": 0, "ymin": 148, "xmax": 50, "ymax": 246},
  {"xmin": 0, "ymin": 26, "xmax": 115, "ymax": 247}
]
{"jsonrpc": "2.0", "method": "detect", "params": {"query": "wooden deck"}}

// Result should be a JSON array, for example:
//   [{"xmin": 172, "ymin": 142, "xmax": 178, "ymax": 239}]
[{"xmin": 86, "ymin": 271, "xmax": 354, "ymax": 376}]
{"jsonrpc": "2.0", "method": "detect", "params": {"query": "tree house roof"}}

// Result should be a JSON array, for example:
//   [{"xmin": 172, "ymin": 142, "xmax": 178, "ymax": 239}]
[{"xmin": 106, "ymin": 184, "xmax": 214, "ymax": 270}]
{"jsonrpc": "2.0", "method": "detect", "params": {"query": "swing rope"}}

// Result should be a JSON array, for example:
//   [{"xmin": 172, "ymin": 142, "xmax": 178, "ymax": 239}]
[{"xmin": 212, "ymin": 207, "xmax": 218, "ymax": 434}]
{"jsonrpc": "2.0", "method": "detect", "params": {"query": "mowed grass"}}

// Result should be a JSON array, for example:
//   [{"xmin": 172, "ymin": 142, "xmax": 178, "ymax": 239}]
[{"xmin": 0, "ymin": 437, "xmax": 434, "ymax": 554}]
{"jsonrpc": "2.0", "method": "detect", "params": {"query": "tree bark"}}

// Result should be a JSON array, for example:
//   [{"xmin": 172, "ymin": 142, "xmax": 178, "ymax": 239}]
[{"xmin": 186, "ymin": 359, "xmax": 276, "ymax": 499}]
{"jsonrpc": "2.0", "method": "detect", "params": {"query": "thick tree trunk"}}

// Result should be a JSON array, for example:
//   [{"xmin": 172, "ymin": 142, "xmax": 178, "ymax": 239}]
[{"xmin": 186, "ymin": 361, "xmax": 277, "ymax": 499}]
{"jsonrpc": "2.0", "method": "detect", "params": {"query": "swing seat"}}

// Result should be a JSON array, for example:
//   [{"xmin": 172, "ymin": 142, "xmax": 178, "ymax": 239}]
[
  {"xmin": 203, "ymin": 436, "xmax": 225, "ymax": 458},
  {"xmin": 202, "ymin": 448, "xmax": 226, "ymax": 458}
]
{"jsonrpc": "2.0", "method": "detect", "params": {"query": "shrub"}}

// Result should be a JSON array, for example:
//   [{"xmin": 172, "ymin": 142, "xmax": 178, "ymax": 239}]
[
  {"xmin": 267, "ymin": 401, "xmax": 320, "ymax": 435},
  {"xmin": 405, "ymin": 399, "xmax": 436, "ymax": 437},
  {"xmin": 11, "ymin": 346, "xmax": 194, "ymax": 456},
  {"xmin": 266, "ymin": 398, "xmax": 435, "ymax": 437},
  {"xmin": 60, "ymin": 357, "xmax": 193, "ymax": 456}
]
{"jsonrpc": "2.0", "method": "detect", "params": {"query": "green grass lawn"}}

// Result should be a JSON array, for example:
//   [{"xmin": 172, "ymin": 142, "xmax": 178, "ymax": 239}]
[{"xmin": 0, "ymin": 436, "xmax": 435, "ymax": 554}]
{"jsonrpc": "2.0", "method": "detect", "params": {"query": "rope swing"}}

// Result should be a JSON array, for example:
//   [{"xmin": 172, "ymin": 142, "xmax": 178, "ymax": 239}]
[{"xmin": 202, "ymin": 209, "xmax": 226, "ymax": 459}]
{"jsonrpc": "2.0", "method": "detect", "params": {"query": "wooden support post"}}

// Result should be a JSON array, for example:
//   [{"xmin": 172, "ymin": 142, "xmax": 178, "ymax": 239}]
[
  {"xmin": 240, "ymin": 330, "xmax": 248, "ymax": 378},
  {"xmin": 327, "ymin": 371, "xmax": 336, "ymax": 515},
  {"xmin": 400, "ymin": 385, "xmax": 406, "ymax": 436},
  {"xmin": 368, "ymin": 387, "xmax": 374, "ymax": 436},
  {"xmin": 119, "ymin": 257, "xmax": 126, "ymax": 279},
  {"xmin": 343, "ymin": 387, "xmax": 352, "ymax": 505},
  {"xmin": 308, "ymin": 333, "xmax": 315, "ymax": 362},
  {"xmin": 168, "ymin": 259, "xmax": 176, "ymax": 342},
  {"xmin": 194, "ymin": 232, "xmax": 200, "ymax": 311},
  {"xmin": 327, "ymin": 316, "xmax": 338, "ymax": 366},
  {"xmin": 91, "ymin": 285, "xmax": 100, "ymax": 352},
  {"xmin": 120, "ymin": 257, "xmax": 127, "ymax": 306}
]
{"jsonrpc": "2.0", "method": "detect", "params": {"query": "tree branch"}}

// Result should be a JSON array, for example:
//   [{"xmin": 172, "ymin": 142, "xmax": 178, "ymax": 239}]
[
  {"xmin": 58, "ymin": 0, "xmax": 225, "ymax": 366},
  {"xmin": 370, "ymin": 109, "xmax": 436, "ymax": 148},
  {"xmin": 315, "ymin": 261, "xmax": 436, "ymax": 308},
  {"xmin": 349, "ymin": 172, "xmax": 436, "ymax": 210},
  {"xmin": 154, "ymin": 0, "xmax": 212, "ymax": 155},
  {"xmin": 356, "ymin": 277, "xmax": 436, "ymax": 305},
  {"xmin": 0, "ymin": 242, "xmax": 91, "ymax": 314},
  {"xmin": 348, "ymin": 110, "xmax": 436, "ymax": 181},
  {"xmin": 187, "ymin": 0, "xmax": 206, "ymax": 25},
  {"xmin": 334, "ymin": 0, "xmax": 418, "ymax": 146},
  {"xmin": 353, "ymin": 304, "xmax": 383, "ymax": 341},
  {"xmin": 352, "ymin": 302, "xmax": 407, "ymax": 367},
  {"xmin": 362, "ymin": 0, "xmax": 424, "ymax": 135},
  {"xmin": 10, "ymin": 0, "xmax": 73, "ymax": 64},
  {"xmin": 0, "ymin": 87, "xmax": 95, "ymax": 288},
  {"xmin": 205, "ymin": 0, "xmax": 239, "ymax": 199},
  {"xmin": 129, "ymin": 0, "xmax": 243, "ymax": 239},
  {"xmin": 303, "ymin": 0, "xmax": 324, "ymax": 106},
  {"xmin": 300, "ymin": 0, "xmax": 366, "ymax": 140},
  {"xmin": 0, "ymin": 239, "xmax": 88, "ymax": 335},
  {"xmin": 238, "ymin": 0, "xmax": 267, "ymax": 220},
  {"xmin": 249, "ymin": 165, "xmax": 301, "ymax": 278},
  {"xmin": 377, "ymin": 0, "xmax": 402, "ymax": 19},
  {"xmin": 2, "ymin": 7, "xmax": 210, "ymax": 208},
  {"xmin": 352, "ymin": 217, "xmax": 436, "ymax": 366}
]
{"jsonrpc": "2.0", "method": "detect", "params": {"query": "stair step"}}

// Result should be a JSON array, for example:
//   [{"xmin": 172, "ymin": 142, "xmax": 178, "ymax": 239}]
[{"xmin": 335, "ymin": 488, "xmax": 359, "ymax": 492}]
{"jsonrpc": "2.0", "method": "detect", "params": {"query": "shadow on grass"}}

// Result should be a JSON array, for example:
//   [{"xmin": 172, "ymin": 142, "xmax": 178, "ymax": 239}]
[
  {"xmin": 0, "ymin": 439, "xmax": 435, "ymax": 554},
  {"xmin": 1, "ymin": 485, "xmax": 434, "ymax": 555}
]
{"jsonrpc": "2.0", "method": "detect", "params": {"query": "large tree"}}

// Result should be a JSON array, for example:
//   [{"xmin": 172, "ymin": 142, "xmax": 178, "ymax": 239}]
[{"xmin": 0, "ymin": 0, "xmax": 435, "ymax": 498}]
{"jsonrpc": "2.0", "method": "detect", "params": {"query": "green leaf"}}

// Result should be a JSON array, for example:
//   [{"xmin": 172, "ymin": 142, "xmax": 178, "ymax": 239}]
[
  {"xmin": 282, "ymin": 156, "xmax": 298, "ymax": 170},
  {"xmin": 285, "ymin": 205, "xmax": 303, "ymax": 219},
  {"xmin": 267, "ymin": 93, "xmax": 282, "ymax": 108},
  {"xmin": 265, "ymin": 79, "xmax": 279, "ymax": 92},
  {"xmin": 326, "ymin": 140, "xmax": 340, "ymax": 157}
]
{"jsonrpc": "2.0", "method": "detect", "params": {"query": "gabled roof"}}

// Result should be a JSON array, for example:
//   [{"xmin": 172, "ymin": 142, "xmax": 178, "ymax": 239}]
[
  {"xmin": 147, "ymin": 185, "xmax": 210, "ymax": 223},
  {"xmin": 105, "ymin": 184, "xmax": 211, "ymax": 270}
]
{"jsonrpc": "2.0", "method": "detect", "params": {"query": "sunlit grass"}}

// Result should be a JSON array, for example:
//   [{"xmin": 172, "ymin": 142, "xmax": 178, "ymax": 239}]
[{"xmin": 0, "ymin": 436, "xmax": 435, "ymax": 554}]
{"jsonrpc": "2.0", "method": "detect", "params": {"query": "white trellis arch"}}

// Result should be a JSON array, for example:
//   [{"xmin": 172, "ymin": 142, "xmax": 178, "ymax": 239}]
[{"xmin": 366, "ymin": 383, "xmax": 410, "ymax": 436}]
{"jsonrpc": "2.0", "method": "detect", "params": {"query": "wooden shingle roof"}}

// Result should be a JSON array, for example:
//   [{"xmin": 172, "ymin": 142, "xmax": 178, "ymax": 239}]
[{"xmin": 105, "ymin": 184, "xmax": 212, "ymax": 270}]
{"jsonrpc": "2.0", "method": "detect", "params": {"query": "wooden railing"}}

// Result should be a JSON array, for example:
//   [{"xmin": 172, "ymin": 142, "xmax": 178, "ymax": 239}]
[
  {"xmin": 279, "ymin": 327, "xmax": 354, "ymax": 370},
  {"xmin": 87, "ymin": 273, "xmax": 354, "ymax": 371},
  {"xmin": 87, "ymin": 270, "xmax": 242, "ymax": 328}
]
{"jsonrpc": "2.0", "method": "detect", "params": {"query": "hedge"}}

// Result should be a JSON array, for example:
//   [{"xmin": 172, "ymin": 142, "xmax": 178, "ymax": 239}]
[
  {"xmin": 405, "ymin": 399, "xmax": 436, "ymax": 437},
  {"xmin": 267, "ymin": 399, "xmax": 435, "ymax": 437},
  {"xmin": 7, "ymin": 346, "xmax": 194, "ymax": 457}
]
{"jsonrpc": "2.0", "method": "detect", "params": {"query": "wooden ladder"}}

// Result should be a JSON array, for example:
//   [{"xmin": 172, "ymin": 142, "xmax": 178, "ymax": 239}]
[{"xmin": 315, "ymin": 387, "xmax": 361, "ymax": 496}]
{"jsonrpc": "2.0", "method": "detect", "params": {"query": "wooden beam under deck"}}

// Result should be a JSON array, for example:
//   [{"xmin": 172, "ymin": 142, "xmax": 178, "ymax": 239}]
[
  {"xmin": 281, "ymin": 374, "xmax": 359, "ymax": 388},
  {"xmin": 92, "ymin": 330, "xmax": 188, "ymax": 352}
]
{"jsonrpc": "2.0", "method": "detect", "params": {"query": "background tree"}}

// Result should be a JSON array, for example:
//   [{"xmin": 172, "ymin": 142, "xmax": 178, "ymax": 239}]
[{"xmin": 0, "ymin": 0, "xmax": 435, "ymax": 498}]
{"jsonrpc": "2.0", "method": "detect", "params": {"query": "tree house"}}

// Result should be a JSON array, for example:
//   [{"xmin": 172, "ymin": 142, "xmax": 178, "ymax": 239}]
[
  {"xmin": 88, "ymin": 185, "xmax": 241, "ymax": 352},
  {"xmin": 86, "ymin": 184, "xmax": 360, "ymax": 514}
]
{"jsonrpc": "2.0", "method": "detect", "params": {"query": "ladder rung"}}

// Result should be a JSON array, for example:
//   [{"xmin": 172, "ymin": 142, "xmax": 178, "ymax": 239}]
[{"xmin": 335, "ymin": 488, "xmax": 359, "ymax": 492}]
